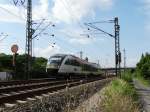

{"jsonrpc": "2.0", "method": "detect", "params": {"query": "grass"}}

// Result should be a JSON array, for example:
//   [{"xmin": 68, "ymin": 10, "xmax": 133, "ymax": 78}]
[
  {"xmin": 134, "ymin": 71, "xmax": 150, "ymax": 87},
  {"xmin": 99, "ymin": 79, "xmax": 140, "ymax": 112},
  {"xmin": 121, "ymin": 70, "xmax": 133, "ymax": 82},
  {"xmin": 136, "ymin": 76, "xmax": 150, "ymax": 87}
]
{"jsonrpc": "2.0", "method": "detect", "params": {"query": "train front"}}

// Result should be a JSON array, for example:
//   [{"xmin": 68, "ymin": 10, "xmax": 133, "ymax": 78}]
[{"xmin": 46, "ymin": 54, "xmax": 65, "ymax": 74}]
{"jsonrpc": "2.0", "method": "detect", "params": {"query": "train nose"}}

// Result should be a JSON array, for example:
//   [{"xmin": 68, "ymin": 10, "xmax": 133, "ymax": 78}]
[
  {"xmin": 46, "ymin": 64, "xmax": 59, "ymax": 74},
  {"xmin": 47, "ymin": 68, "xmax": 58, "ymax": 74},
  {"xmin": 47, "ymin": 64, "xmax": 59, "ymax": 69}
]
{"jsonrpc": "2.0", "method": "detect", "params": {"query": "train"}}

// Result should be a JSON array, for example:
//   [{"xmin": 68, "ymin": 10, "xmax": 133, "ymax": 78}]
[{"xmin": 46, "ymin": 54, "xmax": 103, "ymax": 78}]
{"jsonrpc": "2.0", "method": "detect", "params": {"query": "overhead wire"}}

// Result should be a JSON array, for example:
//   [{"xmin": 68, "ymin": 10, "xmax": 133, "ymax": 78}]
[
  {"xmin": 0, "ymin": 34, "xmax": 8, "ymax": 42},
  {"xmin": 60, "ymin": 0, "xmax": 85, "ymax": 31},
  {"xmin": 0, "ymin": 5, "xmax": 26, "ymax": 21},
  {"xmin": 32, "ymin": 22, "xmax": 53, "ymax": 39},
  {"xmin": 65, "ymin": 0, "xmax": 86, "ymax": 29}
]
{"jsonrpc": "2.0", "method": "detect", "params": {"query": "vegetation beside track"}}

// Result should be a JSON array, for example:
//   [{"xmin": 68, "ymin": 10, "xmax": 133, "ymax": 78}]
[
  {"xmin": 99, "ymin": 78, "xmax": 140, "ymax": 112},
  {"xmin": 93, "ymin": 70, "xmax": 140, "ymax": 112},
  {"xmin": 121, "ymin": 70, "xmax": 133, "ymax": 82},
  {"xmin": 69, "ymin": 71, "xmax": 140, "ymax": 112},
  {"xmin": 0, "ymin": 53, "xmax": 48, "ymax": 79},
  {"xmin": 135, "ymin": 52, "xmax": 150, "ymax": 86}
]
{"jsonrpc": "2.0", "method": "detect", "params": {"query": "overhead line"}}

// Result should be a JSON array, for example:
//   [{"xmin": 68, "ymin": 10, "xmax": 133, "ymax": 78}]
[
  {"xmin": 0, "ymin": 34, "xmax": 8, "ymax": 42},
  {"xmin": 84, "ymin": 23, "xmax": 115, "ymax": 38},
  {"xmin": 0, "ymin": 6, "xmax": 26, "ymax": 21},
  {"xmin": 32, "ymin": 19, "xmax": 46, "ymax": 35},
  {"xmin": 60, "ymin": 0, "xmax": 85, "ymax": 30},
  {"xmin": 88, "ymin": 20, "xmax": 114, "ymax": 24},
  {"xmin": 32, "ymin": 22, "xmax": 52, "ymax": 39}
]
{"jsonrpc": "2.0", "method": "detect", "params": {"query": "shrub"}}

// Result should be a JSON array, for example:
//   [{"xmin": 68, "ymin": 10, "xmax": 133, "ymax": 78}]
[
  {"xmin": 136, "ymin": 53, "xmax": 150, "ymax": 79},
  {"xmin": 99, "ymin": 79, "xmax": 139, "ymax": 112},
  {"xmin": 121, "ymin": 70, "xmax": 133, "ymax": 82}
]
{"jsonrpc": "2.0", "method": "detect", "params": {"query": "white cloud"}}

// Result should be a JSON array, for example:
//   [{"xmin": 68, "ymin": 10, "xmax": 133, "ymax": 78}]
[
  {"xmin": 0, "ymin": 0, "xmax": 114, "ymax": 23},
  {"xmin": 33, "ymin": 0, "xmax": 50, "ymax": 20},
  {"xmin": 142, "ymin": 0, "xmax": 150, "ymax": 15},
  {"xmin": 59, "ymin": 26, "xmax": 98, "ymax": 45},
  {"xmin": 34, "ymin": 45, "xmax": 61, "ymax": 58},
  {"xmin": 52, "ymin": 0, "xmax": 113, "ymax": 23},
  {"xmin": 0, "ymin": 0, "xmax": 51, "ymax": 23},
  {"xmin": 142, "ymin": 0, "xmax": 150, "ymax": 31},
  {"xmin": 69, "ymin": 38, "xmax": 94, "ymax": 45},
  {"xmin": 0, "ymin": 4, "xmax": 26, "ymax": 23},
  {"xmin": 126, "ymin": 57, "xmax": 139, "ymax": 67}
]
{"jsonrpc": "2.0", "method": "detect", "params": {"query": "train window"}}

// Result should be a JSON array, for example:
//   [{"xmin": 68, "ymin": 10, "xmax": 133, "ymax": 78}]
[
  {"xmin": 65, "ymin": 59, "xmax": 71, "ymax": 65},
  {"xmin": 48, "ymin": 56, "xmax": 64, "ymax": 65},
  {"xmin": 82, "ymin": 64, "xmax": 98, "ymax": 71},
  {"xmin": 65, "ymin": 59, "xmax": 80, "ymax": 66},
  {"xmin": 74, "ymin": 60, "xmax": 80, "ymax": 66}
]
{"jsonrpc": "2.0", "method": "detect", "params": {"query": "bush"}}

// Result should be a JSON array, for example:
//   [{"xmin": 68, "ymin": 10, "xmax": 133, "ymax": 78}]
[
  {"xmin": 121, "ymin": 70, "xmax": 133, "ymax": 82},
  {"xmin": 136, "ymin": 53, "xmax": 150, "ymax": 79},
  {"xmin": 100, "ymin": 79, "xmax": 139, "ymax": 112}
]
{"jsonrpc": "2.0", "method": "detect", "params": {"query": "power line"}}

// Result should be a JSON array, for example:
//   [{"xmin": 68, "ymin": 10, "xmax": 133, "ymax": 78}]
[
  {"xmin": 85, "ymin": 17, "xmax": 121, "ymax": 77},
  {"xmin": 32, "ymin": 19, "xmax": 46, "ymax": 35},
  {"xmin": 60, "ymin": 0, "xmax": 85, "ymax": 30},
  {"xmin": 65, "ymin": 0, "xmax": 85, "ymax": 29},
  {"xmin": 84, "ymin": 23, "xmax": 115, "ymax": 38},
  {"xmin": 32, "ymin": 22, "xmax": 53, "ymax": 39},
  {"xmin": 0, "ymin": 6, "xmax": 26, "ymax": 21},
  {"xmin": 88, "ymin": 20, "xmax": 114, "ymax": 24},
  {"xmin": 0, "ymin": 33, "xmax": 8, "ymax": 42}
]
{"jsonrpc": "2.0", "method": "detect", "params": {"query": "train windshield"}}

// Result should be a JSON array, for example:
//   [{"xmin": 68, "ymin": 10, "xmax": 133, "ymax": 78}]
[{"xmin": 48, "ymin": 56, "xmax": 64, "ymax": 65}]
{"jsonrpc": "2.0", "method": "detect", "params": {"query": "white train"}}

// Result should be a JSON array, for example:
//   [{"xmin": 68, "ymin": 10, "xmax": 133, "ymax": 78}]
[{"xmin": 46, "ymin": 54, "xmax": 102, "ymax": 77}]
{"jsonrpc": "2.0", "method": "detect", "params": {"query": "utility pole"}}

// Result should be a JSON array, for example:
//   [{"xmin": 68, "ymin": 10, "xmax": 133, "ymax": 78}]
[
  {"xmin": 97, "ymin": 60, "xmax": 100, "ymax": 66},
  {"xmin": 114, "ymin": 17, "xmax": 121, "ymax": 77},
  {"xmin": 123, "ymin": 48, "xmax": 126, "ymax": 73},
  {"xmin": 84, "ymin": 17, "xmax": 121, "ymax": 77},
  {"xmin": 25, "ymin": 0, "xmax": 32, "ymax": 79},
  {"xmin": 79, "ymin": 51, "xmax": 83, "ymax": 59}
]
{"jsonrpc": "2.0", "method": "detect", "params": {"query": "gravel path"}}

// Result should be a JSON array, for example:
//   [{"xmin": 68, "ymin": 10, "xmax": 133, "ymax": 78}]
[{"xmin": 133, "ymin": 79, "xmax": 150, "ymax": 112}]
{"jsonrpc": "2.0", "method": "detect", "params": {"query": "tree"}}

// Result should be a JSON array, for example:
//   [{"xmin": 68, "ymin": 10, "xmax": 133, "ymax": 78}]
[
  {"xmin": 136, "ymin": 53, "xmax": 150, "ymax": 79},
  {"xmin": 0, "ymin": 53, "xmax": 48, "ymax": 79}
]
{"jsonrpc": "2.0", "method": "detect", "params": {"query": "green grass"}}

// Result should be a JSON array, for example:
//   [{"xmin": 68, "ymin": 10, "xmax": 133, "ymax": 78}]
[
  {"xmin": 100, "ymin": 79, "xmax": 140, "ymax": 112},
  {"xmin": 121, "ymin": 70, "xmax": 133, "ymax": 82},
  {"xmin": 134, "ymin": 71, "xmax": 150, "ymax": 87},
  {"xmin": 136, "ymin": 76, "xmax": 150, "ymax": 87},
  {"xmin": 105, "ymin": 79, "xmax": 138, "ymax": 100}
]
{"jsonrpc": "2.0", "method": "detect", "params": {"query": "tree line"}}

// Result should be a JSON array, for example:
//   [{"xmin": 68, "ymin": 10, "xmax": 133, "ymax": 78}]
[
  {"xmin": 136, "ymin": 53, "xmax": 150, "ymax": 79},
  {"xmin": 0, "ymin": 53, "xmax": 48, "ymax": 79}
]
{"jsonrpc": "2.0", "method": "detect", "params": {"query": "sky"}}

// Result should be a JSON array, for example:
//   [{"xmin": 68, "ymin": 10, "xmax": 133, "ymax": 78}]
[{"xmin": 0, "ymin": 0, "xmax": 150, "ymax": 67}]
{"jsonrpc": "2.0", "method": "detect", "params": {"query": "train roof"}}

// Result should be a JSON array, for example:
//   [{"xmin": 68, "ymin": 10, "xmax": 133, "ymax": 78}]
[
  {"xmin": 50, "ymin": 54, "xmax": 99, "ymax": 67},
  {"xmin": 51, "ymin": 54, "xmax": 67, "ymax": 57}
]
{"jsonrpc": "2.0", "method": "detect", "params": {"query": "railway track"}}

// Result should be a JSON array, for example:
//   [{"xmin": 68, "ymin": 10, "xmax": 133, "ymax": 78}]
[
  {"xmin": 0, "ymin": 77, "xmax": 102, "ymax": 107},
  {"xmin": 0, "ymin": 78, "xmax": 57, "ymax": 87}
]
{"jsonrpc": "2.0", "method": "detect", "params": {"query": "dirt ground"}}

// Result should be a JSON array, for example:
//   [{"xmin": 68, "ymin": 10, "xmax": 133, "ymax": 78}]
[{"xmin": 133, "ymin": 79, "xmax": 150, "ymax": 112}]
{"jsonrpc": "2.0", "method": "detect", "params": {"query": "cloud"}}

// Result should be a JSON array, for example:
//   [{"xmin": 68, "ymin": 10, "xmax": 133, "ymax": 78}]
[
  {"xmin": 0, "ymin": 0, "xmax": 50, "ymax": 23},
  {"xmin": 52, "ymin": 0, "xmax": 113, "ymax": 23},
  {"xmin": 34, "ymin": 45, "xmax": 61, "ymax": 58},
  {"xmin": 0, "ymin": 4, "xmax": 26, "ymax": 23},
  {"xmin": 141, "ymin": 0, "xmax": 150, "ymax": 31},
  {"xmin": 33, "ymin": 0, "xmax": 50, "ymax": 20},
  {"xmin": 142, "ymin": 0, "xmax": 150, "ymax": 15},
  {"xmin": 0, "ymin": 0, "xmax": 114, "ymax": 24},
  {"xmin": 59, "ymin": 26, "xmax": 97, "ymax": 45},
  {"xmin": 69, "ymin": 38, "xmax": 94, "ymax": 45},
  {"xmin": 126, "ymin": 57, "xmax": 139, "ymax": 67}
]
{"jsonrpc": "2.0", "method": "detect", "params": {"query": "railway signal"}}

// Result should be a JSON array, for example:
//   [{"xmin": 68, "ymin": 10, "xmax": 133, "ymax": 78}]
[{"xmin": 11, "ymin": 44, "xmax": 19, "ymax": 78}]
